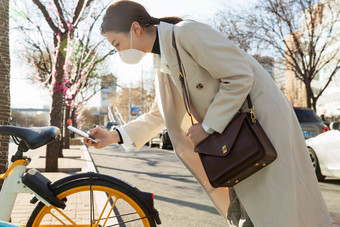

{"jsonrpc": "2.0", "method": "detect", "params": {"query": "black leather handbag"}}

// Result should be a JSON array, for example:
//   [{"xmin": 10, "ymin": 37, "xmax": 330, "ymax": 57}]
[{"xmin": 172, "ymin": 27, "xmax": 278, "ymax": 188}]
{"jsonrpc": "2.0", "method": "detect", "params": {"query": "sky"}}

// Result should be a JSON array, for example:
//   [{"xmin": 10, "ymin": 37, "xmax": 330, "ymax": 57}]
[{"xmin": 9, "ymin": 0, "xmax": 256, "ymax": 109}]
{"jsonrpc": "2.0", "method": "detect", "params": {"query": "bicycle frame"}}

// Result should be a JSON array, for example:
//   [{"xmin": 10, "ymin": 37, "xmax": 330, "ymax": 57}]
[{"xmin": 0, "ymin": 160, "xmax": 51, "ymax": 222}]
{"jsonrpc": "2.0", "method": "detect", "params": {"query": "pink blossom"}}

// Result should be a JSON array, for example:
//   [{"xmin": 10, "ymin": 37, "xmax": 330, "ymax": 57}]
[
  {"xmin": 64, "ymin": 65, "xmax": 70, "ymax": 71},
  {"xmin": 34, "ymin": 73, "xmax": 41, "ymax": 81}
]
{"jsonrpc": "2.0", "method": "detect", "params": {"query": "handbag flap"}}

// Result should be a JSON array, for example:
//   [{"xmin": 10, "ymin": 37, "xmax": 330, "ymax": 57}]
[{"xmin": 194, "ymin": 112, "xmax": 247, "ymax": 157}]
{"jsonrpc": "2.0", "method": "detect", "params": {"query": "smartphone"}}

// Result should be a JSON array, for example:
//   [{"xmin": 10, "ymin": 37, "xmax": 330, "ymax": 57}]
[{"xmin": 67, "ymin": 125, "xmax": 98, "ymax": 143}]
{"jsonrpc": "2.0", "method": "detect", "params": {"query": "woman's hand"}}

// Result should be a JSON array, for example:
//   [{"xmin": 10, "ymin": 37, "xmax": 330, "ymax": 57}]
[
  {"xmin": 84, "ymin": 127, "xmax": 120, "ymax": 149},
  {"xmin": 186, "ymin": 123, "xmax": 210, "ymax": 147}
]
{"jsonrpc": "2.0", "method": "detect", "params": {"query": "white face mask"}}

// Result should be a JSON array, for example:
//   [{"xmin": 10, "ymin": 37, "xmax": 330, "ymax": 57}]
[{"xmin": 118, "ymin": 27, "xmax": 146, "ymax": 64}]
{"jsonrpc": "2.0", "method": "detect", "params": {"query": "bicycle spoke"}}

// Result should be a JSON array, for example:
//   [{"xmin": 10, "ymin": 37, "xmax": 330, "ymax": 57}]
[
  {"xmin": 95, "ymin": 195, "xmax": 112, "ymax": 227},
  {"xmin": 90, "ymin": 183, "xmax": 94, "ymax": 226},
  {"xmin": 51, "ymin": 206, "xmax": 77, "ymax": 226},
  {"xmin": 97, "ymin": 211, "xmax": 138, "ymax": 221},
  {"xmin": 102, "ymin": 197, "xmax": 118, "ymax": 227},
  {"xmin": 107, "ymin": 216, "xmax": 148, "ymax": 227},
  {"xmin": 48, "ymin": 210, "xmax": 67, "ymax": 226}
]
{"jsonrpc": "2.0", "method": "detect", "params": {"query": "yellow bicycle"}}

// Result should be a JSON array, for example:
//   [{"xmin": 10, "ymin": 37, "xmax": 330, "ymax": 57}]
[{"xmin": 0, "ymin": 126, "xmax": 161, "ymax": 227}]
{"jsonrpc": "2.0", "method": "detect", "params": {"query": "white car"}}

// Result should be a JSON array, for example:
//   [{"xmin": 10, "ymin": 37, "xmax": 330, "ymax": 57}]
[{"xmin": 305, "ymin": 129, "xmax": 340, "ymax": 181}]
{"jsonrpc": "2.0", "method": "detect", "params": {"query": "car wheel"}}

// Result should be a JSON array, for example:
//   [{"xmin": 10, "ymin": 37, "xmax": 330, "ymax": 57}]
[
  {"xmin": 149, "ymin": 139, "xmax": 154, "ymax": 148},
  {"xmin": 160, "ymin": 139, "xmax": 166, "ymax": 149},
  {"xmin": 308, "ymin": 147, "xmax": 325, "ymax": 182}
]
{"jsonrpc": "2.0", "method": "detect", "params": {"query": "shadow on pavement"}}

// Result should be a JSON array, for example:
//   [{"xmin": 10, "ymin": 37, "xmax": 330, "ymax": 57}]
[
  {"xmin": 153, "ymin": 194, "xmax": 219, "ymax": 215},
  {"xmin": 95, "ymin": 165, "xmax": 196, "ymax": 184}
]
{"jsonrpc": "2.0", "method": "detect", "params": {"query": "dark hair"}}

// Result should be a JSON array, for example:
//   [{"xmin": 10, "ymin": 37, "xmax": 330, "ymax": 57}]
[{"xmin": 101, "ymin": 0, "xmax": 183, "ymax": 34}]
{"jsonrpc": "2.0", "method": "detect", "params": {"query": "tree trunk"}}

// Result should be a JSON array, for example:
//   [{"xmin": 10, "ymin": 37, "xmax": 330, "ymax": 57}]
[
  {"xmin": 312, "ymin": 98, "xmax": 318, "ymax": 113},
  {"xmin": 0, "ymin": 0, "xmax": 10, "ymax": 189},
  {"xmin": 72, "ymin": 108, "xmax": 78, "ymax": 128},
  {"xmin": 305, "ymin": 82, "xmax": 313, "ymax": 109},
  {"xmin": 63, "ymin": 105, "xmax": 71, "ymax": 149},
  {"xmin": 45, "ymin": 35, "xmax": 67, "ymax": 172}
]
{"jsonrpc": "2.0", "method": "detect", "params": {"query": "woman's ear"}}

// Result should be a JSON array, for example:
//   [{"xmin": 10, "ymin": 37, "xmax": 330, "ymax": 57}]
[{"xmin": 131, "ymin": 21, "xmax": 142, "ymax": 37}]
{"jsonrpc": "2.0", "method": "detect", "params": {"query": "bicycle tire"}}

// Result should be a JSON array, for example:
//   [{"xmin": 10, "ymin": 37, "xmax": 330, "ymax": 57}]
[{"xmin": 27, "ymin": 178, "xmax": 156, "ymax": 227}]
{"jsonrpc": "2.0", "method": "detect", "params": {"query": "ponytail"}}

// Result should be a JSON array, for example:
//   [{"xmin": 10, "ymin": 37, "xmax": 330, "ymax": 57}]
[{"xmin": 158, "ymin": 17, "xmax": 183, "ymax": 25}]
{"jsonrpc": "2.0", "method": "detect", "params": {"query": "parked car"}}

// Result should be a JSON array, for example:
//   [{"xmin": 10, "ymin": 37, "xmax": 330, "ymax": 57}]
[
  {"xmin": 293, "ymin": 107, "xmax": 329, "ymax": 139},
  {"xmin": 330, "ymin": 121, "xmax": 340, "ymax": 130},
  {"xmin": 305, "ymin": 129, "xmax": 340, "ymax": 181},
  {"xmin": 107, "ymin": 121, "xmax": 118, "ymax": 130},
  {"xmin": 149, "ymin": 128, "xmax": 172, "ymax": 149}
]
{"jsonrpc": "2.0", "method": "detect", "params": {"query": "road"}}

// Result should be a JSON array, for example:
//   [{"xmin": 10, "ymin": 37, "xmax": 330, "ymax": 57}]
[
  {"xmin": 88, "ymin": 144, "xmax": 340, "ymax": 227},
  {"xmin": 319, "ymin": 181, "xmax": 340, "ymax": 226}
]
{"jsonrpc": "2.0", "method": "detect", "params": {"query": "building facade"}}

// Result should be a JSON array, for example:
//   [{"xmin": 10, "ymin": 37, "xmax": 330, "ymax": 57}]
[{"xmin": 101, "ymin": 74, "xmax": 118, "ymax": 108}]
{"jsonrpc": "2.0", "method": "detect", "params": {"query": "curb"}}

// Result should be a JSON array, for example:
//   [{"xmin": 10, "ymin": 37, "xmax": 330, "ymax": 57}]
[{"xmin": 81, "ymin": 144, "xmax": 98, "ymax": 173}]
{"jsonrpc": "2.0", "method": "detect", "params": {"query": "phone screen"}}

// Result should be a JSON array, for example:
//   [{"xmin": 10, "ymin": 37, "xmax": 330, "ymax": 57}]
[{"xmin": 67, "ymin": 125, "xmax": 98, "ymax": 143}]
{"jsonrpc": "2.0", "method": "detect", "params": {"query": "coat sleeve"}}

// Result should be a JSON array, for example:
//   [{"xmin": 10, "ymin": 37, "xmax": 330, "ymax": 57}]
[
  {"xmin": 177, "ymin": 21, "xmax": 254, "ymax": 133},
  {"xmin": 120, "ymin": 99, "xmax": 165, "ymax": 150}
]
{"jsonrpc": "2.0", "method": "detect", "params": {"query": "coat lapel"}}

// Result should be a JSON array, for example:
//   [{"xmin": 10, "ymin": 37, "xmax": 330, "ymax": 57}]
[{"xmin": 158, "ymin": 22, "xmax": 183, "ymax": 99}]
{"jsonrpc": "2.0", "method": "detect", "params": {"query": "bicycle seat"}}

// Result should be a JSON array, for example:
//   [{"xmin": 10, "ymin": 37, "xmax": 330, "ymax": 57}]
[{"xmin": 0, "ymin": 126, "xmax": 60, "ymax": 149}]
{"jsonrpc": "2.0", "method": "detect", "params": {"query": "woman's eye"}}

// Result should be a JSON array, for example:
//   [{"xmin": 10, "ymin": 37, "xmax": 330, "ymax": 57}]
[{"xmin": 115, "ymin": 43, "xmax": 120, "ymax": 48}]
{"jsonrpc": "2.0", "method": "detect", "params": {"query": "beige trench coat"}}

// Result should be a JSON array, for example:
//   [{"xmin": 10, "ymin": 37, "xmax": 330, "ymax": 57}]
[{"xmin": 121, "ymin": 21, "xmax": 332, "ymax": 227}]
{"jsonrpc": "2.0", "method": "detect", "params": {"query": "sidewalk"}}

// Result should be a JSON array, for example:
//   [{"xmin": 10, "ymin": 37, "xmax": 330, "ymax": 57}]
[{"xmin": 8, "ymin": 143, "xmax": 97, "ymax": 226}]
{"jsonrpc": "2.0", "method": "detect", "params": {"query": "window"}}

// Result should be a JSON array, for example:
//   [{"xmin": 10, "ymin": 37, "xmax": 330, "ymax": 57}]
[{"xmin": 294, "ymin": 109, "xmax": 321, "ymax": 123}]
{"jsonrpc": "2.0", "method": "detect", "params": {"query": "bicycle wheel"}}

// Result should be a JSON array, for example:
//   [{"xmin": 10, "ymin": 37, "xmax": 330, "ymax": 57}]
[{"xmin": 27, "ymin": 178, "xmax": 156, "ymax": 227}]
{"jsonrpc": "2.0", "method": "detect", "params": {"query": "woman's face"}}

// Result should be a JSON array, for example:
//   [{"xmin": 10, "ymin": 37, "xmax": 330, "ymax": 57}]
[
  {"xmin": 104, "ymin": 22, "xmax": 146, "ymax": 53},
  {"xmin": 104, "ymin": 30, "xmax": 130, "ymax": 52}
]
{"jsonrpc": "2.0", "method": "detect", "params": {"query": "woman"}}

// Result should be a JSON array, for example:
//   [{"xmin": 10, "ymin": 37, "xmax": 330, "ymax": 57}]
[{"xmin": 85, "ymin": 1, "xmax": 332, "ymax": 226}]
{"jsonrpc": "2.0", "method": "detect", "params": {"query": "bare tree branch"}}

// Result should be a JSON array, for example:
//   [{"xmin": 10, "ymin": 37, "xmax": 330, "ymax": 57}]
[
  {"xmin": 32, "ymin": 0, "xmax": 61, "ymax": 34},
  {"xmin": 53, "ymin": 0, "xmax": 68, "ymax": 31},
  {"xmin": 71, "ymin": 0, "xmax": 94, "ymax": 28}
]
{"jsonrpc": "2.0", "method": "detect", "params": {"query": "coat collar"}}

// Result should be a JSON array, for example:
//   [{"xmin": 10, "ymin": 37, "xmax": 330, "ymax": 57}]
[
  {"xmin": 154, "ymin": 21, "xmax": 185, "ymax": 99},
  {"xmin": 158, "ymin": 21, "xmax": 178, "ymax": 67}
]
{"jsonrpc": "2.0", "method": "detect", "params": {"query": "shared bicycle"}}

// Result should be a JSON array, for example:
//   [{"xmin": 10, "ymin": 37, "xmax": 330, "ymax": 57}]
[{"xmin": 0, "ymin": 125, "xmax": 161, "ymax": 227}]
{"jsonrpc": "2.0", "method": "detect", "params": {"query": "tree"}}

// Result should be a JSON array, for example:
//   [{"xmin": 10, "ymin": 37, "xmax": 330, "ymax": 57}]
[
  {"xmin": 0, "ymin": 0, "xmax": 11, "ymax": 188},
  {"xmin": 32, "ymin": 0, "xmax": 94, "ymax": 171},
  {"xmin": 78, "ymin": 107, "xmax": 99, "ymax": 131},
  {"xmin": 217, "ymin": 0, "xmax": 340, "ymax": 111},
  {"xmin": 11, "ymin": 111, "xmax": 48, "ymax": 127},
  {"xmin": 213, "ymin": 10, "xmax": 256, "ymax": 53},
  {"xmin": 213, "ymin": 12, "xmax": 275, "ymax": 81},
  {"xmin": 13, "ymin": 0, "xmax": 112, "ymax": 171},
  {"xmin": 109, "ymin": 76, "xmax": 156, "ymax": 123}
]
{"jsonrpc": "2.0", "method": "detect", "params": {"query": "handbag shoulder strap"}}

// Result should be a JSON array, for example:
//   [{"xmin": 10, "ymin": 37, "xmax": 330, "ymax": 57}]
[
  {"xmin": 172, "ymin": 27, "xmax": 194, "ymax": 125},
  {"xmin": 171, "ymin": 26, "xmax": 255, "ymax": 123}
]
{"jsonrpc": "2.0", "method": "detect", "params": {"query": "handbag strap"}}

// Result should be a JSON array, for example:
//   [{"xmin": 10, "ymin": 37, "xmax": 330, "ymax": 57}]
[
  {"xmin": 172, "ymin": 27, "xmax": 194, "ymax": 125},
  {"xmin": 171, "ymin": 26, "xmax": 256, "ymax": 124}
]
